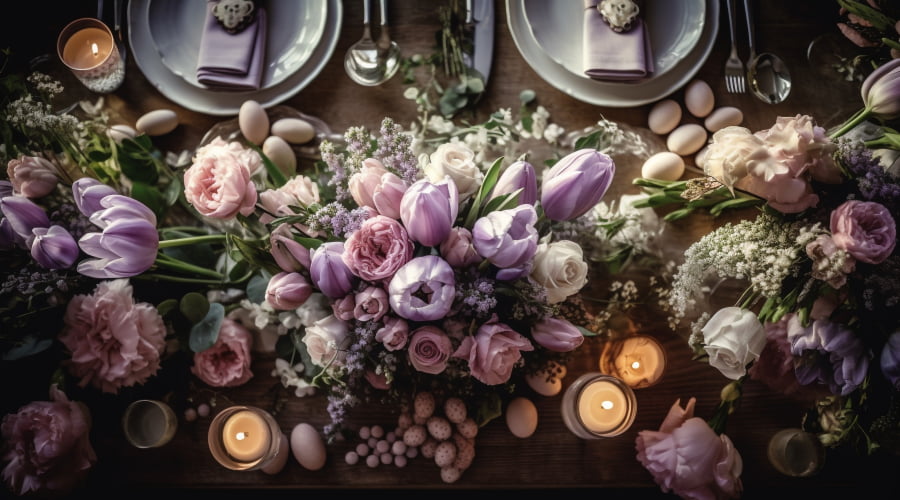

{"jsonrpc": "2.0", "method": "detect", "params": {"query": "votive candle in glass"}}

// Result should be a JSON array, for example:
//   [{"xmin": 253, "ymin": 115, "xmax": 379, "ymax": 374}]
[
  {"xmin": 208, "ymin": 405, "xmax": 286, "ymax": 472},
  {"xmin": 56, "ymin": 18, "xmax": 125, "ymax": 93},
  {"xmin": 561, "ymin": 373, "xmax": 636, "ymax": 439},
  {"xmin": 122, "ymin": 399, "xmax": 178, "ymax": 448},
  {"xmin": 599, "ymin": 334, "xmax": 666, "ymax": 389}
]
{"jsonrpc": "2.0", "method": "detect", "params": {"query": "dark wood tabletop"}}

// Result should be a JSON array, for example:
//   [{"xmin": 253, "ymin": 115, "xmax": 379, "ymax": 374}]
[{"xmin": 3, "ymin": 0, "xmax": 899, "ymax": 497}]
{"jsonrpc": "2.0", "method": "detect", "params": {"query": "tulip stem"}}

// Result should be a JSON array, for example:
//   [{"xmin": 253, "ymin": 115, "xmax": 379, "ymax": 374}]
[
  {"xmin": 154, "ymin": 253, "xmax": 224, "ymax": 279},
  {"xmin": 157, "ymin": 234, "xmax": 226, "ymax": 248},
  {"xmin": 829, "ymin": 106, "xmax": 872, "ymax": 139}
]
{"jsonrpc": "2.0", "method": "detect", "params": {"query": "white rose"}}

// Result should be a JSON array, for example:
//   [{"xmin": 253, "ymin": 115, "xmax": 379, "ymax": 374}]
[
  {"xmin": 301, "ymin": 314, "xmax": 350, "ymax": 368},
  {"xmin": 423, "ymin": 142, "xmax": 483, "ymax": 201},
  {"xmin": 701, "ymin": 307, "xmax": 766, "ymax": 379},
  {"xmin": 530, "ymin": 240, "xmax": 588, "ymax": 304}
]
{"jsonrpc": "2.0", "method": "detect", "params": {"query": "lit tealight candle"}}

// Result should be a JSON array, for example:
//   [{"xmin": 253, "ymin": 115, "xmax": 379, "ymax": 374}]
[
  {"xmin": 60, "ymin": 26, "xmax": 113, "ymax": 70},
  {"xmin": 56, "ymin": 18, "xmax": 125, "ymax": 93},
  {"xmin": 208, "ymin": 406, "xmax": 284, "ymax": 471},
  {"xmin": 222, "ymin": 409, "xmax": 272, "ymax": 462},
  {"xmin": 599, "ymin": 335, "xmax": 666, "ymax": 389},
  {"xmin": 561, "ymin": 373, "xmax": 636, "ymax": 439}
]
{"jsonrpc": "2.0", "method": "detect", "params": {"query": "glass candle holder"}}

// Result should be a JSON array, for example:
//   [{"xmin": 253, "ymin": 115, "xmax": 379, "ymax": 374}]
[
  {"xmin": 561, "ymin": 373, "xmax": 637, "ymax": 439},
  {"xmin": 599, "ymin": 334, "xmax": 667, "ymax": 389},
  {"xmin": 122, "ymin": 399, "xmax": 178, "ymax": 448},
  {"xmin": 56, "ymin": 18, "xmax": 125, "ymax": 93},
  {"xmin": 767, "ymin": 428, "xmax": 826, "ymax": 477},
  {"xmin": 208, "ymin": 405, "xmax": 285, "ymax": 471}
]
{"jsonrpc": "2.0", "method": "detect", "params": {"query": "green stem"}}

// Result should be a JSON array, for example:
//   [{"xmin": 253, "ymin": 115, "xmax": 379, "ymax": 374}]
[
  {"xmin": 132, "ymin": 273, "xmax": 229, "ymax": 285},
  {"xmin": 829, "ymin": 106, "xmax": 872, "ymax": 139},
  {"xmin": 154, "ymin": 254, "xmax": 223, "ymax": 279},
  {"xmin": 157, "ymin": 234, "xmax": 226, "ymax": 248},
  {"xmin": 864, "ymin": 133, "xmax": 900, "ymax": 150}
]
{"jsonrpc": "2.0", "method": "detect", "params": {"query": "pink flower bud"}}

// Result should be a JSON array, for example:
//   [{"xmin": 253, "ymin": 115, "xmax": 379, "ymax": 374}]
[
  {"xmin": 266, "ymin": 272, "xmax": 313, "ymax": 310},
  {"xmin": 7, "ymin": 155, "xmax": 58, "ymax": 198}
]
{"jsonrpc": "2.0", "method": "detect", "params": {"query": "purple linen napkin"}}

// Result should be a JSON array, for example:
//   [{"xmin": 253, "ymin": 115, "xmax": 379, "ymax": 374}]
[
  {"xmin": 582, "ymin": 0, "xmax": 654, "ymax": 82},
  {"xmin": 196, "ymin": 1, "xmax": 267, "ymax": 91}
]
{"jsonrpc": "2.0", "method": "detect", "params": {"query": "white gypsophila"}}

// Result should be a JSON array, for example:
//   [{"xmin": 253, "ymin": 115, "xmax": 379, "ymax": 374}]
[
  {"xmin": 591, "ymin": 193, "xmax": 663, "ymax": 258},
  {"xmin": 27, "ymin": 72, "xmax": 64, "ymax": 97},
  {"xmin": 530, "ymin": 105, "xmax": 550, "ymax": 139},
  {"xmin": 272, "ymin": 358, "xmax": 316, "ymax": 397},
  {"xmin": 496, "ymin": 107, "xmax": 514, "ymax": 125},
  {"xmin": 427, "ymin": 115, "xmax": 455, "ymax": 134},
  {"xmin": 543, "ymin": 123, "xmax": 565, "ymax": 144}
]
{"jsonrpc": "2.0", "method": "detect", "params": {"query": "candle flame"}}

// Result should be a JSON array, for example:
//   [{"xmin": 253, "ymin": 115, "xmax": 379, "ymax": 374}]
[
  {"xmin": 600, "ymin": 400, "xmax": 614, "ymax": 410},
  {"xmin": 91, "ymin": 43, "xmax": 99, "ymax": 57},
  {"xmin": 631, "ymin": 361, "xmax": 641, "ymax": 370},
  {"xmin": 236, "ymin": 432, "xmax": 247, "ymax": 441}
]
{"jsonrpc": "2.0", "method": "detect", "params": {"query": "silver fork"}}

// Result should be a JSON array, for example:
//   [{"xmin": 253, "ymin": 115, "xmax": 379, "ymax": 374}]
[{"xmin": 723, "ymin": 0, "xmax": 746, "ymax": 93}]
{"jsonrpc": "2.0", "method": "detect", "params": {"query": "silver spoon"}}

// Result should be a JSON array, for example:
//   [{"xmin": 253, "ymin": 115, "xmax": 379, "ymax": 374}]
[
  {"xmin": 375, "ymin": 0, "xmax": 401, "ymax": 83},
  {"xmin": 743, "ymin": 0, "xmax": 791, "ymax": 104},
  {"xmin": 344, "ymin": 0, "xmax": 399, "ymax": 86}
]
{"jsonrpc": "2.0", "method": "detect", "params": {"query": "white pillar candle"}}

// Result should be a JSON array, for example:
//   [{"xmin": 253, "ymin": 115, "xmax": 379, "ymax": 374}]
[
  {"xmin": 56, "ymin": 18, "xmax": 125, "ymax": 93},
  {"xmin": 561, "ymin": 373, "xmax": 636, "ymax": 439}
]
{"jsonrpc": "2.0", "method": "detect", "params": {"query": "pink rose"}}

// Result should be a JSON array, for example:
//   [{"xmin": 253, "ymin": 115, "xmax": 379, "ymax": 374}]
[
  {"xmin": 183, "ymin": 137, "xmax": 259, "ymax": 219},
  {"xmin": 258, "ymin": 175, "xmax": 320, "ymax": 225},
  {"xmin": 740, "ymin": 158, "xmax": 819, "ymax": 214},
  {"xmin": 331, "ymin": 294, "xmax": 356, "ymax": 321},
  {"xmin": 59, "ymin": 279, "xmax": 167, "ymax": 393},
  {"xmin": 805, "ymin": 234, "xmax": 856, "ymax": 288},
  {"xmin": 375, "ymin": 315, "xmax": 409, "ymax": 351},
  {"xmin": 407, "ymin": 325, "xmax": 454, "ymax": 374},
  {"xmin": 453, "ymin": 314, "xmax": 534, "ymax": 385},
  {"xmin": 830, "ymin": 200, "xmax": 897, "ymax": 264},
  {"xmin": 1, "ymin": 385, "xmax": 96, "ymax": 496},
  {"xmin": 635, "ymin": 398, "xmax": 743, "ymax": 500},
  {"xmin": 342, "ymin": 215, "xmax": 414, "ymax": 281},
  {"xmin": 439, "ymin": 226, "xmax": 482, "ymax": 268},
  {"xmin": 354, "ymin": 286, "xmax": 389, "ymax": 321},
  {"xmin": 348, "ymin": 158, "xmax": 389, "ymax": 209},
  {"xmin": 702, "ymin": 126, "xmax": 764, "ymax": 190},
  {"xmin": 756, "ymin": 114, "xmax": 841, "ymax": 184},
  {"xmin": 7, "ymin": 155, "xmax": 58, "ymax": 198},
  {"xmin": 191, "ymin": 318, "xmax": 254, "ymax": 387}
]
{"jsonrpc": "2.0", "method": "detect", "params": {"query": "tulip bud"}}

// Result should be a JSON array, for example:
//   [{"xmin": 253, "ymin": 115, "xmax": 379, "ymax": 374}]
[
  {"xmin": 0, "ymin": 195, "xmax": 50, "ymax": 247},
  {"xmin": 7, "ymin": 155, "xmax": 58, "ymax": 198},
  {"xmin": 72, "ymin": 177, "xmax": 118, "ymax": 217},
  {"xmin": 439, "ymin": 227, "xmax": 482, "ymax": 268},
  {"xmin": 472, "ymin": 204, "xmax": 539, "ymax": 270},
  {"xmin": 531, "ymin": 317, "xmax": 584, "ymax": 352},
  {"xmin": 490, "ymin": 160, "xmax": 537, "ymax": 205},
  {"xmin": 309, "ymin": 241, "xmax": 356, "ymax": 299},
  {"xmin": 266, "ymin": 271, "xmax": 313, "ymax": 310},
  {"xmin": 372, "ymin": 171, "xmax": 408, "ymax": 219},
  {"xmin": 348, "ymin": 158, "xmax": 388, "ymax": 209},
  {"xmin": 540, "ymin": 149, "xmax": 615, "ymax": 221},
  {"xmin": 400, "ymin": 178, "xmax": 459, "ymax": 247},
  {"xmin": 270, "ymin": 224, "xmax": 311, "ymax": 272},
  {"xmin": 861, "ymin": 57, "xmax": 900, "ymax": 119},
  {"xmin": 31, "ymin": 225, "xmax": 79, "ymax": 269},
  {"xmin": 77, "ymin": 195, "xmax": 159, "ymax": 278}
]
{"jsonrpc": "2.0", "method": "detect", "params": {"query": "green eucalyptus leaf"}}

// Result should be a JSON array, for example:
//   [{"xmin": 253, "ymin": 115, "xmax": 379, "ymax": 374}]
[
  {"xmin": 179, "ymin": 292, "xmax": 210, "ymax": 324},
  {"xmin": 519, "ymin": 89, "xmax": 536, "ymax": 104},
  {"xmin": 246, "ymin": 272, "xmax": 272, "ymax": 304},
  {"xmin": 189, "ymin": 302, "xmax": 225, "ymax": 353},
  {"xmin": 157, "ymin": 298, "xmax": 179, "ymax": 317},
  {"xmin": 129, "ymin": 182, "xmax": 167, "ymax": 220},
  {"xmin": 474, "ymin": 392, "xmax": 503, "ymax": 427},
  {"xmin": 2, "ymin": 335, "xmax": 53, "ymax": 361}
]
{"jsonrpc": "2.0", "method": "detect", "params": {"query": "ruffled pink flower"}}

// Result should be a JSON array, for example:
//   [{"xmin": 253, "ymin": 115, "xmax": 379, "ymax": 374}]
[
  {"xmin": 191, "ymin": 318, "xmax": 254, "ymax": 387},
  {"xmin": 7, "ymin": 155, "xmax": 58, "ymax": 198},
  {"xmin": 342, "ymin": 215, "xmax": 414, "ymax": 281},
  {"xmin": 439, "ymin": 226, "xmax": 482, "ymax": 268},
  {"xmin": 635, "ymin": 398, "xmax": 743, "ymax": 500},
  {"xmin": 258, "ymin": 175, "xmax": 320, "ymax": 225},
  {"xmin": 375, "ymin": 315, "xmax": 409, "ymax": 351},
  {"xmin": 353, "ymin": 286, "xmax": 389, "ymax": 321},
  {"xmin": 407, "ymin": 325, "xmax": 454, "ymax": 375},
  {"xmin": 453, "ymin": 314, "xmax": 534, "ymax": 385},
  {"xmin": 755, "ymin": 114, "xmax": 841, "ymax": 184},
  {"xmin": 59, "ymin": 279, "xmax": 167, "ymax": 393},
  {"xmin": 331, "ymin": 294, "xmax": 356, "ymax": 321},
  {"xmin": 830, "ymin": 200, "xmax": 897, "ymax": 264},
  {"xmin": 183, "ymin": 137, "xmax": 259, "ymax": 219},
  {"xmin": 0, "ymin": 385, "xmax": 96, "ymax": 496}
]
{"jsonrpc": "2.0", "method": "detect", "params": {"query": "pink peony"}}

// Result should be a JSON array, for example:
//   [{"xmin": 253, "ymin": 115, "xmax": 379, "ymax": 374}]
[
  {"xmin": 258, "ymin": 175, "xmax": 320, "ymax": 225},
  {"xmin": 830, "ymin": 200, "xmax": 897, "ymax": 264},
  {"xmin": 407, "ymin": 325, "xmax": 454, "ymax": 374},
  {"xmin": 342, "ymin": 215, "xmax": 414, "ymax": 281},
  {"xmin": 183, "ymin": 137, "xmax": 259, "ymax": 219},
  {"xmin": 636, "ymin": 398, "xmax": 743, "ymax": 500},
  {"xmin": 453, "ymin": 314, "xmax": 534, "ymax": 385},
  {"xmin": 191, "ymin": 318, "xmax": 254, "ymax": 387},
  {"xmin": 59, "ymin": 279, "xmax": 167, "ymax": 393},
  {"xmin": 1, "ymin": 385, "xmax": 96, "ymax": 496},
  {"xmin": 6, "ymin": 155, "xmax": 58, "ymax": 198}
]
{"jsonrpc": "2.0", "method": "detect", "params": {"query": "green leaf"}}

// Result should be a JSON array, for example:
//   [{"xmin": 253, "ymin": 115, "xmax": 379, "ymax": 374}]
[
  {"xmin": 250, "ymin": 144, "xmax": 288, "ymax": 188},
  {"xmin": 157, "ymin": 298, "xmax": 179, "ymax": 317},
  {"xmin": 602, "ymin": 246, "xmax": 633, "ymax": 274},
  {"xmin": 189, "ymin": 302, "xmax": 224, "ymax": 353},
  {"xmin": 467, "ymin": 77, "xmax": 485, "ymax": 93},
  {"xmin": 2, "ymin": 335, "xmax": 53, "ymax": 361},
  {"xmin": 577, "ymin": 326, "xmax": 600, "ymax": 337},
  {"xmin": 246, "ymin": 272, "xmax": 272, "ymax": 304},
  {"xmin": 519, "ymin": 89, "xmax": 536, "ymax": 104},
  {"xmin": 709, "ymin": 197, "xmax": 763, "ymax": 216},
  {"xmin": 179, "ymin": 292, "xmax": 210, "ymax": 324},
  {"xmin": 574, "ymin": 131, "xmax": 602, "ymax": 150},
  {"xmin": 837, "ymin": 0, "xmax": 896, "ymax": 31},
  {"xmin": 480, "ymin": 190, "xmax": 521, "ymax": 216},
  {"xmin": 474, "ymin": 393, "xmax": 503, "ymax": 427},
  {"xmin": 464, "ymin": 156, "xmax": 504, "ymax": 228},
  {"xmin": 129, "ymin": 182, "xmax": 167, "ymax": 220},
  {"xmin": 663, "ymin": 207, "xmax": 696, "ymax": 221},
  {"xmin": 295, "ymin": 236, "xmax": 324, "ymax": 250}
]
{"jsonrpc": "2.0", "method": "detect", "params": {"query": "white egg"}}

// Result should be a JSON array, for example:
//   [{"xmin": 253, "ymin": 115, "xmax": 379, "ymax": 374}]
[
  {"xmin": 135, "ymin": 109, "xmax": 178, "ymax": 136},
  {"xmin": 647, "ymin": 99, "xmax": 682, "ymax": 135},
  {"xmin": 695, "ymin": 145, "xmax": 710, "ymax": 170},
  {"xmin": 271, "ymin": 118, "xmax": 316, "ymax": 144},
  {"xmin": 107, "ymin": 124, "xmax": 137, "ymax": 143},
  {"xmin": 525, "ymin": 372, "xmax": 562, "ymax": 397},
  {"xmin": 262, "ymin": 135, "xmax": 297, "ymax": 176},
  {"xmin": 642, "ymin": 151, "xmax": 686, "ymax": 181},
  {"xmin": 703, "ymin": 106, "xmax": 744, "ymax": 132},
  {"xmin": 666, "ymin": 123, "xmax": 708, "ymax": 156},
  {"xmin": 239, "ymin": 100, "xmax": 269, "ymax": 145},
  {"xmin": 684, "ymin": 79, "xmax": 715, "ymax": 118},
  {"xmin": 260, "ymin": 432, "xmax": 290, "ymax": 475},
  {"xmin": 290, "ymin": 422, "xmax": 327, "ymax": 471},
  {"xmin": 505, "ymin": 397, "xmax": 538, "ymax": 438}
]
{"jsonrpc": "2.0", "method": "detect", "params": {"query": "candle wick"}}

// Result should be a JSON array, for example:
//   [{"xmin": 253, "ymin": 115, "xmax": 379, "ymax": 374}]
[
  {"xmin": 631, "ymin": 361, "xmax": 641, "ymax": 370},
  {"xmin": 91, "ymin": 43, "xmax": 99, "ymax": 57},
  {"xmin": 236, "ymin": 432, "xmax": 247, "ymax": 441}
]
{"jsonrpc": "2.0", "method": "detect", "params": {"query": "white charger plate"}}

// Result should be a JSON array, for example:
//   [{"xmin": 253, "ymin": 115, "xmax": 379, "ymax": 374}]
[
  {"xmin": 524, "ymin": 0, "xmax": 705, "ymax": 81},
  {"xmin": 506, "ymin": 0, "xmax": 719, "ymax": 107},
  {"xmin": 128, "ymin": 0, "xmax": 342, "ymax": 116},
  {"xmin": 147, "ymin": 0, "xmax": 328, "ymax": 90}
]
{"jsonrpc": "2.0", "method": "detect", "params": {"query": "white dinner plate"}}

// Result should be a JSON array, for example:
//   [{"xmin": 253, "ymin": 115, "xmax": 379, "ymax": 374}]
[
  {"xmin": 506, "ymin": 0, "xmax": 719, "ymax": 107},
  {"xmin": 524, "ymin": 0, "xmax": 705, "ymax": 81},
  {"xmin": 128, "ymin": 0, "xmax": 342, "ymax": 116},
  {"xmin": 147, "ymin": 0, "xmax": 328, "ymax": 90}
]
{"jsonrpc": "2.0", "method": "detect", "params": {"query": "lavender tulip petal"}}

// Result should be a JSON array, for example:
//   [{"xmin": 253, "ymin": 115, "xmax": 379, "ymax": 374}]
[
  {"xmin": 540, "ymin": 149, "xmax": 615, "ymax": 221},
  {"xmin": 0, "ymin": 196, "xmax": 50, "ymax": 242},
  {"xmin": 388, "ymin": 255, "xmax": 455, "ymax": 321},
  {"xmin": 72, "ymin": 177, "xmax": 118, "ymax": 217},
  {"xmin": 31, "ymin": 225, "xmax": 79, "ymax": 269}
]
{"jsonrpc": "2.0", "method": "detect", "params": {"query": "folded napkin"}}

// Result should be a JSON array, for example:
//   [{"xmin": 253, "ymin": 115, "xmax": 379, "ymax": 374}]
[
  {"xmin": 196, "ymin": 1, "xmax": 267, "ymax": 91},
  {"xmin": 582, "ymin": 0, "xmax": 654, "ymax": 82}
]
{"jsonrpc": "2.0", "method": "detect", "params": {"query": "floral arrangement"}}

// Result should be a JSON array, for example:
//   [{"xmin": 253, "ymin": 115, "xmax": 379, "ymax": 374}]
[{"xmin": 632, "ymin": 56, "xmax": 900, "ymax": 497}]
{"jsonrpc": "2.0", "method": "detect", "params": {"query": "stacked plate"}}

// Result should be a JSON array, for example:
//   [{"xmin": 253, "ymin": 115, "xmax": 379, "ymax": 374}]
[
  {"xmin": 128, "ymin": 0, "xmax": 342, "ymax": 116},
  {"xmin": 506, "ymin": 0, "xmax": 719, "ymax": 107}
]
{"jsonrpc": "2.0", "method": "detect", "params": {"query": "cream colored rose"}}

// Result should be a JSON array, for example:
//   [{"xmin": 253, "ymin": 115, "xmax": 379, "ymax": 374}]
[
  {"xmin": 530, "ymin": 240, "xmax": 588, "ymax": 304},
  {"xmin": 703, "ymin": 126, "xmax": 767, "ymax": 192},
  {"xmin": 301, "ymin": 314, "xmax": 350, "ymax": 369},
  {"xmin": 423, "ymin": 142, "xmax": 483, "ymax": 201},
  {"xmin": 701, "ymin": 307, "xmax": 766, "ymax": 380}
]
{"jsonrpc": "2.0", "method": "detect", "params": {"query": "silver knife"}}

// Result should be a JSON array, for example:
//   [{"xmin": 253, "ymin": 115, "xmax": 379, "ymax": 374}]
[{"xmin": 462, "ymin": 0, "xmax": 494, "ymax": 84}]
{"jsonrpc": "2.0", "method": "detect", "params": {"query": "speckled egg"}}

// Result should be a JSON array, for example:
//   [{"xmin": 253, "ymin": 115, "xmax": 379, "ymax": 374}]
[
  {"xmin": 703, "ymin": 106, "xmax": 744, "ymax": 132},
  {"xmin": 525, "ymin": 371, "xmax": 562, "ymax": 397},
  {"xmin": 642, "ymin": 151, "xmax": 686, "ymax": 181},
  {"xmin": 666, "ymin": 123, "xmax": 708, "ymax": 156},
  {"xmin": 239, "ymin": 100, "xmax": 269, "ymax": 145},
  {"xmin": 647, "ymin": 99, "xmax": 682, "ymax": 135},
  {"xmin": 506, "ymin": 397, "xmax": 538, "ymax": 438},
  {"xmin": 290, "ymin": 422, "xmax": 326, "ymax": 471},
  {"xmin": 684, "ymin": 79, "xmax": 715, "ymax": 118},
  {"xmin": 135, "ymin": 109, "xmax": 178, "ymax": 136},
  {"xmin": 271, "ymin": 117, "xmax": 316, "ymax": 144},
  {"xmin": 262, "ymin": 135, "xmax": 297, "ymax": 176}
]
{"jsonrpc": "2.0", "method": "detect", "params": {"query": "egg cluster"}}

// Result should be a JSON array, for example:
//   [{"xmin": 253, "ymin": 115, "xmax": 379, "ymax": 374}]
[
  {"xmin": 343, "ymin": 391, "xmax": 478, "ymax": 483},
  {"xmin": 641, "ymin": 79, "xmax": 744, "ymax": 181}
]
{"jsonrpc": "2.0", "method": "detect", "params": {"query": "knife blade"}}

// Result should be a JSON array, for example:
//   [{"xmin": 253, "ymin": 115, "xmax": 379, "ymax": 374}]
[{"xmin": 461, "ymin": 0, "xmax": 494, "ymax": 84}]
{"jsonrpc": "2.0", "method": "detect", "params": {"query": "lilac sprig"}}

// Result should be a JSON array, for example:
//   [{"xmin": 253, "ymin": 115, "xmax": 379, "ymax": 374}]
[
  {"xmin": 375, "ymin": 117, "xmax": 419, "ymax": 185},
  {"xmin": 306, "ymin": 202, "xmax": 369, "ymax": 239},
  {"xmin": 839, "ymin": 139, "xmax": 900, "ymax": 212},
  {"xmin": 454, "ymin": 271, "xmax": 498, "ymax": 319}
]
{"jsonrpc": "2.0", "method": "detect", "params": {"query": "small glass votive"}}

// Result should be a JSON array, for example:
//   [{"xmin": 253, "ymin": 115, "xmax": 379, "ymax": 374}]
[
  {"xmin": 767, "ymin": 428, "xmax": 826, "ymax": 477},
  {"xmin": 561, "ymin": 373, "xmax": 637, "ymax": 439},
  {"xmin": 122, "ymin": 399, "xmax": 178, "ymax": 448},
  {"xmin": 599, "ymin": 334, "xmax": 667, "ymax": 389},
  {"xmin": 56, "ymin": 18, "xmax": 125, "ymax": 93},
  {"xmin": 208, "ymin": 405, "xmax": 286, "ymax": 472}
]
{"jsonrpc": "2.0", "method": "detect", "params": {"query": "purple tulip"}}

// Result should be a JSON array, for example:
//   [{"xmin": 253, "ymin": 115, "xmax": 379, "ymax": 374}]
[
  {"xmin": 881, "ymin": 331, "xmax": 900, "ymax": 390},
  {"xmin": 531, "ymin": 317, "xmax": 584, "ymax": 352},
  {"xmin": 270, "ymin": 224, "xmax": 311, "ymax": 272},
  {"xmin": 0, "ymin": 218, "xmax": 16, "ymax": 249},
  {"xmin": 0, "ymin": 180, "xmax": 14, "ymax": 198},
  {"xmin": 491, "ymin": 160, "xmax": 537, "ymax": 205},
  {"xmin": 72, "ymin": 177, "xmax": 118, "ymax": 217},
  {"xmin": 0, "ymin": 195, "xmax": 50, "ymax": 247},
  {"xmin": 388, "ymin": 255, "xmax": 455, "ymax": 321},
  {"xmin": 31, "ymin": 225, "xmax": 79, "ymax": 269},
  {"xmin": 400, "ymin": 178, "xmax": 459, "ymax": 247},
  {"xmin": 309, "ymin": 241, "xmax": 356, "ymax": 299},
  {"xmin": 266, "ymin": 271, "xmax": 313, "ymax": 310},
  {"xmin": 540, "ymin": 149, "xmax": 615, "ymax": 221},
  {"xmin": 472, "ymin": 204, "xmax": 539, "ymax": 271},
  {"xmin": 77, "ymin": 195, "xmax": 159, "ymax": 278}
]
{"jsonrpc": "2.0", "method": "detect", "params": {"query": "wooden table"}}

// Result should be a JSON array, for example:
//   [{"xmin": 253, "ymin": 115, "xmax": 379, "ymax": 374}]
[{"xmin": 3, "ymin": 0, "xmax": 898, "ymax": 497}]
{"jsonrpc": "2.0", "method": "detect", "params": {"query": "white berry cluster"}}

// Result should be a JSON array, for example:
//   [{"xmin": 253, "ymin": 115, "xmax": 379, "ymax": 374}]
[{"xmin": 343, "ymin": 391, "xmax": 478, "ymax": 483}]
